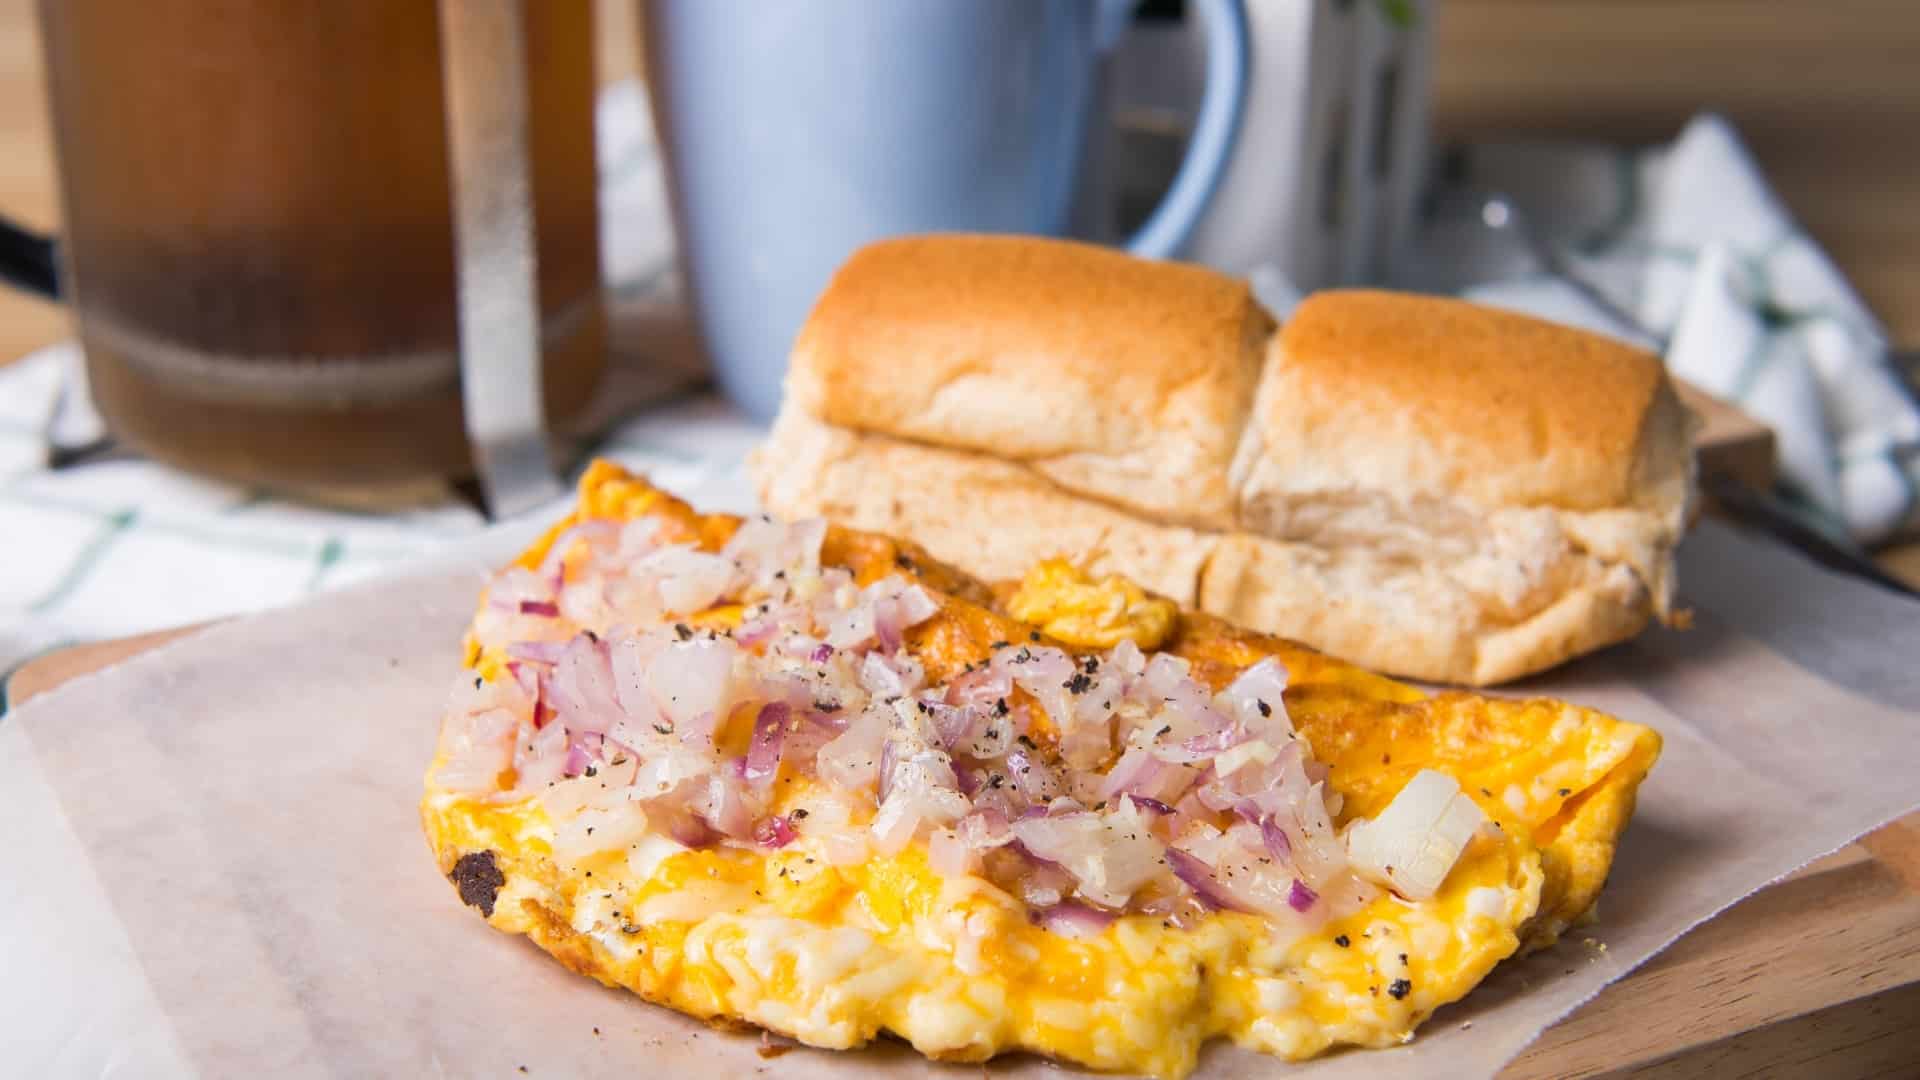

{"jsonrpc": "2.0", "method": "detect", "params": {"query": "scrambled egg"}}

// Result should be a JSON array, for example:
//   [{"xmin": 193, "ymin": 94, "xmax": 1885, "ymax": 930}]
[
  {"xmin": 1006, "ymin": 557, "xmax": 1179, "ymax": 650},
  {"xmin": 423, "ymin": 463, "xmax": 1660, "ymax": 1077}
]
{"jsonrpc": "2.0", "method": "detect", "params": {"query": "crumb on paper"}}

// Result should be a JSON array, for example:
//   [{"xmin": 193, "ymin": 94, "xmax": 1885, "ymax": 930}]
[{"xmin": 758, "ymin": 1029, "xmax": 796, "ymax": 1059}]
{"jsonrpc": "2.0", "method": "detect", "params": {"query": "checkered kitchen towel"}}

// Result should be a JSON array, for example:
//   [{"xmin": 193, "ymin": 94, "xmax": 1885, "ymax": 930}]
[
  {"xmin": 4, "ymin": 96, "xmax": 1913, "ymax": 684},
  {"xmin": 0, "ymin": 82, "xmax": 762, "ymax": 680},
  {"xmin": 1459, "ymin": 114, "xmax": 1920, "ymax": 546}
]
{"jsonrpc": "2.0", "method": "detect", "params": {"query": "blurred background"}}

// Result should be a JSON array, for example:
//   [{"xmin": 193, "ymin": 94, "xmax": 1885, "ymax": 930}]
[{"xmin": 1, "ymin": 0, "xmax": 1912, "ymax": 355}]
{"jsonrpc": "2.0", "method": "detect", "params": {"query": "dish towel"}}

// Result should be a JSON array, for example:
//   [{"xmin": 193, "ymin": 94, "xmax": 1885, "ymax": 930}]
[
  {"xmin": 1454, "ymin": 114, "xmax": 1919, "ymax": 546},
  {"xmin": 1, "ymin": 96, "xmax": 1911, "ymax": 682}
]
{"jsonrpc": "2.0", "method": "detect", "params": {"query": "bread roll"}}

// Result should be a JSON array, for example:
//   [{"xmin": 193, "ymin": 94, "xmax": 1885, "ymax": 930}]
[
  {"xmin": 786, "ymin": 234, "xmax": 1272, "ymax": 530},
  {"xmin": 753, "ymin": 237, "xmax": 1695, "ymax": 685},
  {"xmin": 755, "ymin": 409, "xmax": 1218, "ymax": 605},
  {"xmin": 1233, "ymin": 291, "xmax": 1693, "ymax": 622}
]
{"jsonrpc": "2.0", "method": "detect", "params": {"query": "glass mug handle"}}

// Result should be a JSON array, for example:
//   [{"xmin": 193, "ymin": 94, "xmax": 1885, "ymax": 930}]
[{"xmin": 1120, "ymin": 0, "xmax": 1250, "ymax": 261}]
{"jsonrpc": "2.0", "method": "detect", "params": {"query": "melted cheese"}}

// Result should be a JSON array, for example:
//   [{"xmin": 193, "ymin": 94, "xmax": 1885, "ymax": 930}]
[{"xmin": 423, "ymin": 462, "xmax": 1661, "ymax": 1078}]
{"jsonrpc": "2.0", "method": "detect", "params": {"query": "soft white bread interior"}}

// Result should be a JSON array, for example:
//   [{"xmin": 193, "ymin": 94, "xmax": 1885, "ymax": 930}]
[
  {"xmin": 754, "ymin": 409, "xmax": 1218, "ymax": 605},
  {"xmin": 753, "ymin": 238, "xmax": 1696, "ymax": 685},
  {"xmin": 756, "ymin": 410, "xmax": 1667, "ymax": 685},
  {"xmin": 1231, "ymin": 291, "xmax": 1694, "ymax": 625},
  {"xmin": 785, "ymin": 234, "xmax": 1273, "ymax": 530}
]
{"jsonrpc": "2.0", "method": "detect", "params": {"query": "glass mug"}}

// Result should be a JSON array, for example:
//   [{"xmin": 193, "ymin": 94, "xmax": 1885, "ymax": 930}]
[{"xmin": 7, "ymin": 0, "xmax": 605, "ymax": 496}]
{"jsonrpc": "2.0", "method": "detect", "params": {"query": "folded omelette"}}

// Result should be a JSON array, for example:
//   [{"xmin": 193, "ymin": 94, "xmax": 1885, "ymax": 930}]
[{"xmin": 423, "ymin": 462, "xmax": 1660, "ymax": 1077}]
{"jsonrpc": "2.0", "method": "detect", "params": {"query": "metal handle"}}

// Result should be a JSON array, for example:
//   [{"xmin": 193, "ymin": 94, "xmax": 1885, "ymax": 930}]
[
  {"xmin": 0, "ymin": 216, "xmax": 60, "ymax": 300},
  {"xmin": 437, "ymin": 0, "xmax": 563, "ymax": 519}
]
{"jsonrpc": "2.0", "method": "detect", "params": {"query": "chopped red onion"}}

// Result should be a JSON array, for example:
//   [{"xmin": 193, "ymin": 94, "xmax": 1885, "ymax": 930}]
[
  {"xmin": 734, "ymin": 617, "xmax": 780, "ymax": 648},
  {"xmin": 1100, "ymin": 746, "xmax": 1166, "ymax": 800},
  {"xmin": 549, "ymin": 637, "xmax": 622, "ymax": 734},
  {"xmin": 1261, "ymin": 815, "xmax": 1293, "ymax": 861},
  {"xmin": 698, "ymin": 772, "xmax": 755, "ymax": 839},
  {"xmin": 639, "ymin": 545, "xmax": 736, "ymax": 614},
  {"xmin": 1219, "ymin": 657, "xmax": 1293, "ymax": 739},
  {"xmin": 513, "ymin": 720, "xmax": 570, "ymax": 792},
  {"xmin": 754, "ymin": 814, "xmax": 798, "ymax": 849},
  {"xmin": 537, "ymin": 520, "xmax": 617, "ymax": 590},
  {"xmin": 954, "ymin": 766, "xmax": 983, "ymax": 797},
  {"xmin": 563, "ymin": 731, "xmax": 603, "ymax": 778},
  {"xmin": 1006, "ymin": 748, "xmax": 1064, "ymax": 802},
  {"xmin": 945, "ymin": 665, "xmax": 1013, "ymax": 709},
  {"xmin": 648, "ymin": 637, "xmax": 737, "ymax": 733},
  {"xmin": 876, "ymin": 735, "xmax": 899, "ymax": 803},
  {"xmin": 1165, "ymin": 847, "xmax": 1245, "ymax": 913},
  {"xmin": 957, "ymin": 808, "xmax": 1015, "ymax": 850},
  {"xmin": 448, "ymin": 501, "xmax": 1370, "ymax": 933},
  {"xmin": 860, "ymin": 652, "xmax": 923, "ymax": 699},
  {"xmin": 929, "ymin": 701, "xmax": 975, "ymax": 750},
  {"xmin": 927, "ymin": 826, "xmax": 974, "ymax": 877},
  {"xmin": 665, "ymin": 811, "xmax": 719, "ymax": 849},
  {"xmin": 874, "ymin": 584, "xmax": 939, "ymax": 652},
  {"xmin": 1031, "ymin": 901, "xmax": 1117, "ymax": 939},
  {"xmin": 744, "ymin": 703, "xmax": 789, "ymax": 788},
  {"xmin": 506, "ymin": 640, "xmax": 567, "ymax": 665}
]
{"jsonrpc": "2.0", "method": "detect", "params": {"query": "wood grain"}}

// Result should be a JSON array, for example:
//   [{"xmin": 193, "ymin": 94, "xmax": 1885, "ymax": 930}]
[
  {"xmin": 10, "ymin": 629, "xmax": 1919, "ymax": 1078},
  {"xmin": 1434, "ymin": 0, "xmax": 1920, "ymax": 349},
  {"xmin": 1679, "ymin": 380, "xmax": 1776, "ymax": 492}
]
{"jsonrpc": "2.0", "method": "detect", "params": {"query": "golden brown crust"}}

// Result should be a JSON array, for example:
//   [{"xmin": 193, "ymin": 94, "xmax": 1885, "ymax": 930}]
[
  {"xmin": 426, "ymin": 462, "xmax": 1663, "ymax": 1073},
  {"xmin": 1234, "ymin": 290, "xmax": 1682, "ymax": 515},
  {"xmin": 772, "ymin": 241, "xmax": 1695, "ymax": 684},
  {"xmin": 786, "ymin": 234, "xmax": 1271, "ymax": 529}
]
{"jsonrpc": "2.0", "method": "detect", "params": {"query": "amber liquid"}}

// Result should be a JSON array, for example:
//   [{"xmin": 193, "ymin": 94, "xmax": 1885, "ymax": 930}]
[{"xmin": 37, "ymin": 0, "xmax": 604, "ymax": 494}]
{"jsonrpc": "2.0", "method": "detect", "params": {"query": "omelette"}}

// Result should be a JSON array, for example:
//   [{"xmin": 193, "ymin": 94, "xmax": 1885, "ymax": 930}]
[{"xmin": 423, "ymin": 462, "xmax": 1660, "ymax": 1077}]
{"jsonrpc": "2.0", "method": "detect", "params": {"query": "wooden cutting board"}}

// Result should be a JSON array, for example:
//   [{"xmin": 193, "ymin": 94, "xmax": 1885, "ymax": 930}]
[
  {"xmin": 1679, "ymin": 379, "xmax": 1775, "ymax": 492},
  {"xmin": 9, "ymin": 628, "xmax": 1916, "ymax": 1078}
]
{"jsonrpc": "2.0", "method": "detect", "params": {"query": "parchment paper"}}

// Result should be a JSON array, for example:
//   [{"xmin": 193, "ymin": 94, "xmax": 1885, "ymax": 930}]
[{"xmin": 5, "ymin": 518, "xmax": 1919, "ymax": 1079}]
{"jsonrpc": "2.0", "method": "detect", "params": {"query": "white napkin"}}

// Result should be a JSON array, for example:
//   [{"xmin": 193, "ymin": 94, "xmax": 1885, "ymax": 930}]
[{"xmin": 1462, "ymin": 115, "xmax": 1918, "ymax": 546}]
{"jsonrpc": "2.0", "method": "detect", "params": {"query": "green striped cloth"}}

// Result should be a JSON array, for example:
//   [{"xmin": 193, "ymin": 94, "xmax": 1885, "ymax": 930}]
[
  {"xmin": 1454, "ymin": 115, "xmax": 1919, "ymax": 547},
  {"xmin": 0, "ymin": 358, "xmax": 763, "ymax": 679},
  {"xmin": 0, "ymin": 81, "xmax": 762, "ymax": 681}
]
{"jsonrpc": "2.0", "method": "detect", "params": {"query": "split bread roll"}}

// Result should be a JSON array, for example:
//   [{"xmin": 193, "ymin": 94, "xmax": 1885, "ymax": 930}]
[{"xmin": 753, "ymin": 235, "xmax": 1696, "ymax": 685}]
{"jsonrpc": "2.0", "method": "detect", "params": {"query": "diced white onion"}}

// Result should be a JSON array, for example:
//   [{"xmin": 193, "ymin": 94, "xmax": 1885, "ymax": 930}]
[
  {"xmin": 444, "ymin": 498, "xmax": 1384, "ymax": 934},
  {"xmin": 1345, "ymin": 769, "xmax": 1487, "ymax": 901}
]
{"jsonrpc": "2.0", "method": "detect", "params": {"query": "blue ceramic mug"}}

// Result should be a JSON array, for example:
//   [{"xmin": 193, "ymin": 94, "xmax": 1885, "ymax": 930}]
[{"xmin": 641, "ymin": 0, "xmax": 1250, "ymax": 420}]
